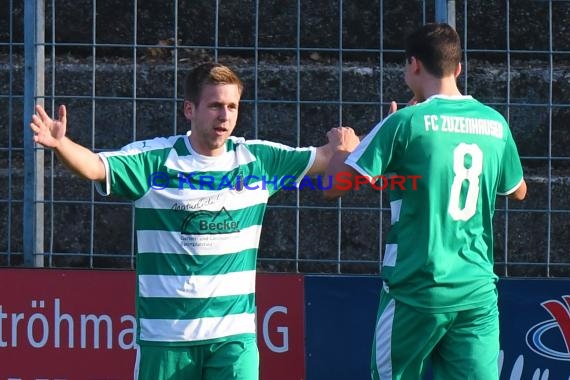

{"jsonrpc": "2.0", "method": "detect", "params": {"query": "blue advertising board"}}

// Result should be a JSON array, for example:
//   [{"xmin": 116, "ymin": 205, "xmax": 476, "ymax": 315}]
[
  {"xmin": 305, "ymin": 276, "xmax": 570, "ymax": 380},
  {"xmin": 498, "ymin": 278, "xmax": 570, "ymax": 379},
  {"xmin": 305, "ymin": 275, "xmax": 381, "ymax": 380}
]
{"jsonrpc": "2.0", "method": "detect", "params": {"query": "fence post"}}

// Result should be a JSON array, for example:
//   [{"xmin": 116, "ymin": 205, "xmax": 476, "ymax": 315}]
[
  {"xmin": 435, "ymin": 0, "xmax": 456, "ymax": 28},
  {"xmin": 23, "ymin": 0, "xmax": 45, "ymax": 267}
]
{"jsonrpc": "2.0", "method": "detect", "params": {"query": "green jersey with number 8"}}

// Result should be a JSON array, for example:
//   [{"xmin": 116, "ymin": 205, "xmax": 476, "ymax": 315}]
[{"xmin": 346, "ymin": 95, "xmax": 524, "ymax": 312}]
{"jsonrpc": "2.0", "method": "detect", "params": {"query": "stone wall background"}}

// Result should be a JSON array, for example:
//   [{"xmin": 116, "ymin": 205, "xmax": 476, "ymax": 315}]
[{"xmin": 0, "ymin": 0, "xmax": 569, "ymax": 276}]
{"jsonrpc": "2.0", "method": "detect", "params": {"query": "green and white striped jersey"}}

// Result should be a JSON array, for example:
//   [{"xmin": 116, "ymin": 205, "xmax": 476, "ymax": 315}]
[
  {"xmin": 96, "ymin": 133, "xmax": 314, "ymax": 346},
  {"xmin": 346, "ymin": 95, "xmax": 524, "ymax": 313}
]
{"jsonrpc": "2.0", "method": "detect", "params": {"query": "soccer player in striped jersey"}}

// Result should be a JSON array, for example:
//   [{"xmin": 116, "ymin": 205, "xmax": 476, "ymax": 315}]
[
  {"xmin": 324, "ymin": 23, "xmax": 527, "ymax": 380},
  {"xmin": 30, "ymin": 62, "xmax": 360, "ymax": 380}
]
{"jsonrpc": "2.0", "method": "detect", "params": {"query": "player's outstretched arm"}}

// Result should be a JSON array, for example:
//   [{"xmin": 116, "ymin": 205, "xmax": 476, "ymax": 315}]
[
  {"xmin": 322, "ymin": 150, "xmax": 359, "ymax": 200},
  {"xmin": 30, "ymin": 104, "xmax": 106, "ymax": 182},
  {"xmin": 307, "ymin": 126, "xmax": 360, "ymax": 175},
  {"xmin": 322, "ymin": 99, "xmax": 414, "ymax": 199}
]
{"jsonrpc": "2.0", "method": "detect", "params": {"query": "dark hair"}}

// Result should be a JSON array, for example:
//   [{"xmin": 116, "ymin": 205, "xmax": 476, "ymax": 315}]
[
  {"xmin": 405, "ymin": 23, "xmax": 461, "ymax": 78},
  {"xmin": 183, "ymin": 62, "xmax": 244, "ymax": 105}
]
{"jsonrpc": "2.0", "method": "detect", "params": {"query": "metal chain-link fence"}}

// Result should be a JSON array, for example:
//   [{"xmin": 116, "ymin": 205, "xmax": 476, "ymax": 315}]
[{"xmin": 1, "ymin": 0, "xmax": 569, "ymax": 276}]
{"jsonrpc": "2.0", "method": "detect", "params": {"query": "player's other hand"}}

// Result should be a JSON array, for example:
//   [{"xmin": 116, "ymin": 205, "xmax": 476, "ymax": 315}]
[
  {"xmin": 326, "ymin": 126, "xmax": 360, "ymax": 153},
  {"xmin": 388, "ymin": 96, "xmax": 422, "ymax": 115},
  {"xmin": 30, "ymin": 104, "xmax": 67, "ymax": 149}
]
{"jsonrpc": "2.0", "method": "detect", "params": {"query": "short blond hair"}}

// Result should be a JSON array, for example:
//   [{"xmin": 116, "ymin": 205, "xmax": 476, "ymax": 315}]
[{"xmin": 184, "ymin": 63, "xmax": 244, "ymax": 105}]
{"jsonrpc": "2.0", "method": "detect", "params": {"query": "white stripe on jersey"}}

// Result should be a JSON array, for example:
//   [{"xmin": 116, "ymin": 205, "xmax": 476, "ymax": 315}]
[
  {"xmin": 345, "ymin": 116, "xmax": 392, "ymax": 176},
  {"xmin": 139, "ymin": 270, "xmax": 256, "ymax": 298},
  {"xmin": 139, "ymin": 312, "xmax": 256, "ymax": 342},
  {"xmin": 165, "ymin": 139, "xmax": 257, "ymax": 173},
  {"xmin": 497, "ymin": 177, "xmax": 524, "ymax": 196},
  {"xmin": 133, "ymin": 344, "xmax": 141, "ymax": 380},
  {"xmin": 390, "ymin": 199, "xmax": 402, "ymax": 225},
  {"xmin": 96, "ymin": 136, "xmax": 178, "ymax": 196},
  {"xmin": 375, "ymin": 298, "xmax": 396, "ymax": 380},
  {"xmin": 96, "ymin": 155, "xmax": 112, "ymax": 196},
  {"xmin": 136, "ymin": 225, "xmax": 262, "ymax": 256},
  {"xmin": 135, "ymin": 182, "xmax": 270, "ymax": 211},
  {"xmin": 383, "ymin": 244, "xmax": 398, "ymax": 267},
  {"xmin": 115, "ymin": 136, "xmax": 176, "ymax": 155},
  {"xmin": 245, "ymin": 139, "xmax": 313, "ymax": 152},
  {"xmin": 244, "ymin": 140, "xmax": 316, "ymax": 185}
]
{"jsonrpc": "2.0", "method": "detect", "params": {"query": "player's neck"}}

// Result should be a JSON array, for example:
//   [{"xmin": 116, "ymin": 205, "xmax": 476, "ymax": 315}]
[{"xmin": 422, "ymin": 76, "xmax": 462, "ymax": 99}]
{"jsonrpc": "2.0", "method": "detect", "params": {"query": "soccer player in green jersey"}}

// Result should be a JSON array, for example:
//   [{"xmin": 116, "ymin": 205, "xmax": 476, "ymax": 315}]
[
  {"xmin": 30, "ymin": 62, "xmax": 360, "ymax": 380},
  {"xmin": 324, "ymin": 23, "xmax": 527, "ymax": 380}
]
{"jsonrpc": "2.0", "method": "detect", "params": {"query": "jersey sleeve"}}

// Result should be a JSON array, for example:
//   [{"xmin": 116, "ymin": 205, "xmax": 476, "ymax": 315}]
[
  {"xmin": 95, "ymin": 139, "xmax": 164, "ymax": 200},
  {"xmin": 345, "ymin": 113, "xmax": 404, "ymax": 178},
  {"xmin": 497, "ymin": 128, "xmax": 524, "ymax": 195},
  {"xmin": 245, "ymin": 140, "xmax": 315, "ymax": 196}
]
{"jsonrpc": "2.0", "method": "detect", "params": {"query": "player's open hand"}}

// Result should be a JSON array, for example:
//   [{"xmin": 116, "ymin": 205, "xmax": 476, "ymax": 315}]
[{"xmin": 30, "ymin": 104, "xmax": 67, "ymax": 149}]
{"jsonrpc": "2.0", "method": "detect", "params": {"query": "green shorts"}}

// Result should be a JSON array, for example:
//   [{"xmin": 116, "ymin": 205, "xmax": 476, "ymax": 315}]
[
  {"xmin": 371, "ymin": 288, "xmax": 499, "ymax": 380},
  {"xmin": 135, "ymin": 336, "xmax": 259, "ymax": 380}
]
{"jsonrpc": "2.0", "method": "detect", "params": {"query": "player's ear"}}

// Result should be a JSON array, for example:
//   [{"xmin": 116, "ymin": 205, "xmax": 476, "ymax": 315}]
[
  {"xmin": 410, "ymin": 56, "xmax": 421, "ymax": 74},
  {"xmin": 454, "ymin": 62, "xmax": 462, "ymax": 78},
  {"xmin": 183, "ymin": 100, "xmax": 194, "ymax": 121}
]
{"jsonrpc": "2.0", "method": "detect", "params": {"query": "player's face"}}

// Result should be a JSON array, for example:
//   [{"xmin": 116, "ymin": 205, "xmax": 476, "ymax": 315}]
[{"xmin": 184, "ymin": 83, "xmax": 240, "ymax": 156}]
